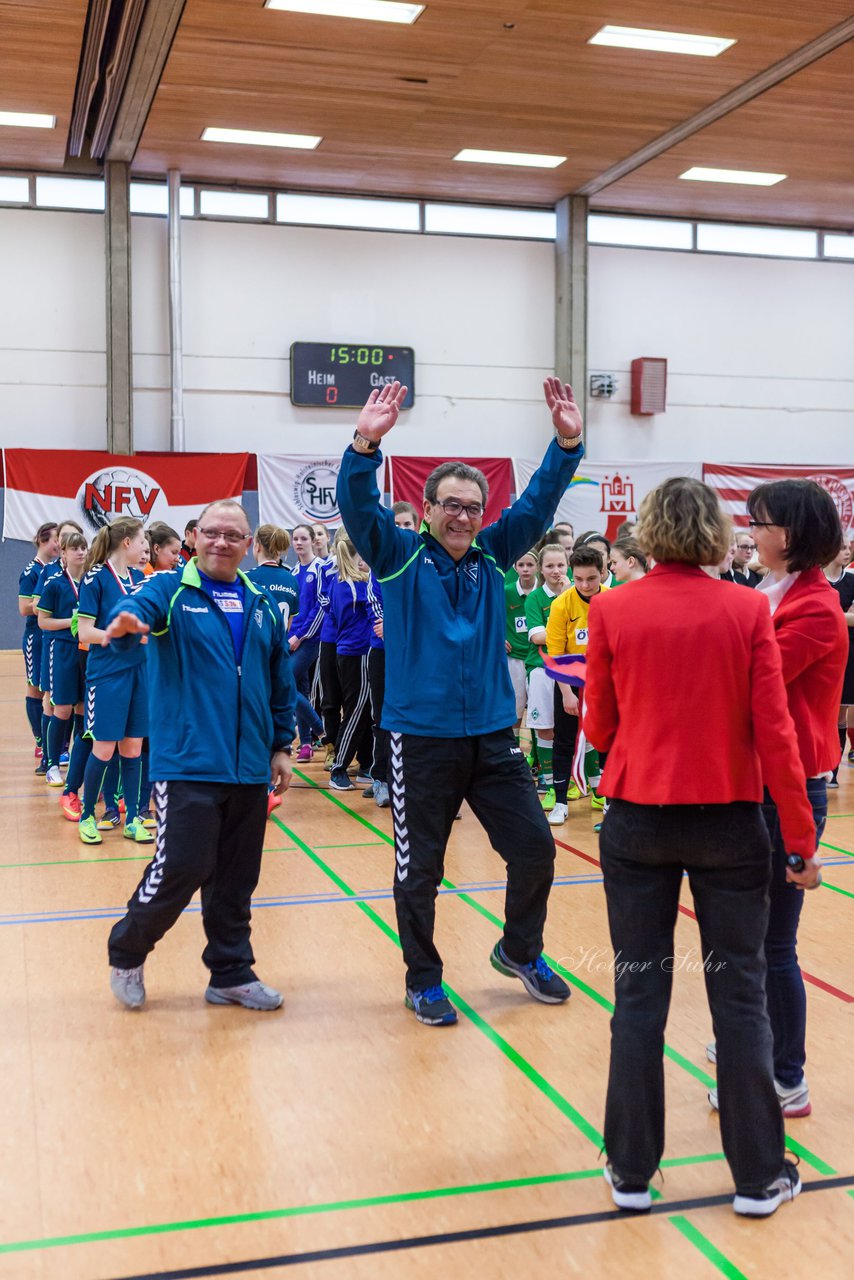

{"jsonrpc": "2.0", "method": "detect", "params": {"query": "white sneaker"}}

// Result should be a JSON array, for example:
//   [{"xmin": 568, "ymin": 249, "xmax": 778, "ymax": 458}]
[
  {"xmin": 204, "ymin": 980, "xmax": 283, "ymax": 1010},
  {"xmin": 706, "ymin": 1041, "xmax": 717, "ymax": 1064},
  {"xmin": 733, "ymin": 1160, "xmax": 801, "ymax": 1217},
  {"xmin": 547, "ymin": 803, "xmax": 568, "ymax": 826},
  {"xmin": 45, "ymin": 765, "xmax": 64, "ymax": 787},
  {"xmin": 110, "ymin": 965, "xmax": 146, "ymax": 1009}
]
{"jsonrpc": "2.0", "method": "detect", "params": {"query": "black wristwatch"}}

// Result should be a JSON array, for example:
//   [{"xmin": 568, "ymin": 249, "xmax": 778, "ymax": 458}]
[
  {"xmin": 278, "ymin": 746, "xmax": 293, "ymax": 757},
  {"xmin": 353, "ymin": 430, "xmax": 379, "ymax": 454}
]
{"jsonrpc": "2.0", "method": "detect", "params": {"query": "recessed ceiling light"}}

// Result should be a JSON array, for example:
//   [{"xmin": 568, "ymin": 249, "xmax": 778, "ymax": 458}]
[
  {"xmin": 680, "ymin": 166, "xmax": 787, "ymax": 186},
  {"xmin": 453, "ymin": 149, "xmax": 566, "ymax": 169},
  {"xmin": 265, "ymin": 1, "xmax": 424, "ymax": 23},
  {"xmin": 589, "ymin": 26, "xmax": 735, "ymax": 57},
  {"xmin": 202, "ymin": 127, "xmax": 321, "ymax": 149},
  {"xmin": 0, "ymin": 111, "xmax": 56, "ymax": 129}
]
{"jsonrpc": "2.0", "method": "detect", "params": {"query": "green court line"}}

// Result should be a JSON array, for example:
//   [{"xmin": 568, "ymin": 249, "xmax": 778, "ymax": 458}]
[
  {"xmin": 295, "ymin": 771, "xmax": 837, "ymax": 1176},
  {"xmin": 0, "ymin": 854, "xmax": 154, "ymax": 870},
  {"xmin": 272, "ymin": 814, "xmax": 606, "ymax": 1150},
  {"xmin": 0, "ymin": 1154, "xmax": 727, "ymax": 1257},
  {"xmin": 819, "ymin": 839, "xmax": 854, "ymax": 858},
  {"xmin": 821, "ymin": 881, "xmax": 854, "ymax": 900},
  {"xmin": 669, "ymin": 1216, "xmax": 748, "ymax": 1279}
]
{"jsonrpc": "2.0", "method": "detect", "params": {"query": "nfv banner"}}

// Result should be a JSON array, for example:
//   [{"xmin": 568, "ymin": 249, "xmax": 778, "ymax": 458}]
[
  {"xmin": 512, "ymin": 457, "xmax": 702, "ymax": 540},
  {"xmin": 2, "ymin": 450, "xmax": 250, "ymax": 542},
  {"xmin": 703, "ymin": 463, "xmax": 854, "ymax": 530},
  {"xmin": 258, "ymin": 454, "xmax": 386, "ymax": 529}
]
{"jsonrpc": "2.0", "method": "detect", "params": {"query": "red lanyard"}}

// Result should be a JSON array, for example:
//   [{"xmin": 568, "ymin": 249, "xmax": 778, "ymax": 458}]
[
  {"xmin": 106, "ymin": 560, "xmax": 132, "ymax": 595},
  {"xmin": 64, "ymin": 569, "xmax": 80, "ymax": 601}
]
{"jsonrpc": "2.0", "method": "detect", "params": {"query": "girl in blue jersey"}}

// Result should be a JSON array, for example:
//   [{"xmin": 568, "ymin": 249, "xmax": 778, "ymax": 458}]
[
  {"xmin": 31, "ymin": 520, "xmax": 86, "ymax": 771},
  {"xmin": 366, "ymin": 568, "xmax": 389, "ymax": 808},
  {"xmin": 76, "ymin": 518, "xmax": 153, "ymax": 847},
  {"xmin": 329, "ymin": 538, "xmax": 373, "ymax": 792},
  {"xmin": 147, "ymin": 522, "xmax": 182, "ymax": 573},
  {"xmin": 289, "ymin": 523, "xmax": 325, "ymax": 762},
  {"xmin": 37, "ymin": 532, "xmax": 88, "ymax": 790},
  {"xmin": 19, "ymin": 522, "xmax": 60, "ymax": 767},
  {"xmin": 317, "ymin": 527, "xmax": 346, "ymax": 769}
]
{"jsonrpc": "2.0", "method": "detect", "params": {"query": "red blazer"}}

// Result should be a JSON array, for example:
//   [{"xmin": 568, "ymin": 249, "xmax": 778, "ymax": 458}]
[
  {"xmin": 767, "ymin": 568, "xmax": 848, "ymax": 776},
  {"xmin": 583, "ymin": 562, "xmax": 816, "ymax": 858}
]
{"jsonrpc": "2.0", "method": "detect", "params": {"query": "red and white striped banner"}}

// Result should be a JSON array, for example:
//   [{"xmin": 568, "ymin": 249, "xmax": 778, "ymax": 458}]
[
  {"xmin": 2, "ymin": 450, "xmax": 250, "ymax": 542},
  {"xmin": 702, "ymin": 463, "xmax": 854, "ymax": 531}
]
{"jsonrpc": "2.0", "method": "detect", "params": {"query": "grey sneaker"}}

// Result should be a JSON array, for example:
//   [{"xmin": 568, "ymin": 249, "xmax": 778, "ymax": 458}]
[
  {"xmin": 374, "ymin": 781, "xmax": 390, "ymax": 808},
  {"xmin": 110, "ymin": 965, "xmax": 145, "ymax": 1010},
  {"xmin": 205, "ymin": 980, "xmax": 283, "ymax": 1010}
]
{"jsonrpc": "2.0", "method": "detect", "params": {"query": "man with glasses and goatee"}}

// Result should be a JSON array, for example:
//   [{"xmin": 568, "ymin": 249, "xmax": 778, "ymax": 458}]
[
  {"xmin": 338, "ymin": 379, "xmax": 584, "ymax": 1027},
  {"xmin": 100, "ymin": 501, "xmax": 296, "ymax": 1013}
]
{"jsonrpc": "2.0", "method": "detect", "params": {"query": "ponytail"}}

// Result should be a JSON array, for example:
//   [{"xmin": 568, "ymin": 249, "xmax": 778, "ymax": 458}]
[
  {"xmin": 255, "ymin": 524, "xmax": 291, "ymax": 560},
  {"xmin": 83, "ymin": 517, "xmax": 142, "ymax": 575}
]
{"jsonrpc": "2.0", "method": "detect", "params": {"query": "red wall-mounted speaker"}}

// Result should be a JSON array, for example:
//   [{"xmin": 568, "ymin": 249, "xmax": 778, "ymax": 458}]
[{"xmin": 631, "ymin": 358, "xmax": 667, "ymax": 415}]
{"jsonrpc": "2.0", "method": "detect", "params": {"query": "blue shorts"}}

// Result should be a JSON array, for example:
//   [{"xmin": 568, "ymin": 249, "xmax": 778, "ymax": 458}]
[
  {"xmin": 84, "ymin": 666, "xmax": 149, "ymax": 742},
  {"xmin": 39, "ymin": 634, "xmax": 53, "ymax": 696},
  {"xmin": 22, "ymin": 627, "xmax": 42, "ymax": 687},
  {"xmin": 50, "ymin": 642, "xmax": 84, "ymax": 708}
]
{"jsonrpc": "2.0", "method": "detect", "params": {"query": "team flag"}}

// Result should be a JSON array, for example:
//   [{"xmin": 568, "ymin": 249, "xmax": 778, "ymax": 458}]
[
  {"xmin": 2, "ymin": 450, "xmax": 250, "ymax": 542},
  {"xmin": 543, "ymin": 653, "xmax": 587, "ymax": 687}
]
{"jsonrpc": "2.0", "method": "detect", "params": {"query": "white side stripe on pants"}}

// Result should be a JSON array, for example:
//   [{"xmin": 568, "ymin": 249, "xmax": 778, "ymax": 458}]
[
  {"xmin": 137, "ymin": 780, "xmax": 169, "ymax": 904},
  {"xmin": 390, "ymin": 732, "xmax": 409, "ymax": 882},
  {"xmin": 334, "ymin": 652, "xmax": 371, "ymax": 770}
]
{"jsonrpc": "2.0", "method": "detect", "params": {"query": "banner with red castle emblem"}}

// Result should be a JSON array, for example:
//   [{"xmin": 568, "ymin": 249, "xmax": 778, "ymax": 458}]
[
  {"xmin": 512, "ymin": 458, "xmax": 702, "ymax": 539},
  {"xmin": 2, "ymin": 450, "xmax": 250, "ymax": 542}
]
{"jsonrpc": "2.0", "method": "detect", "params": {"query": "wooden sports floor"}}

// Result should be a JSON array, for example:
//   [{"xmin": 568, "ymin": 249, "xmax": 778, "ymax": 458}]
[{"xmin": 1, "ymin": 650, "xmax": 853, "ymax": 1280}]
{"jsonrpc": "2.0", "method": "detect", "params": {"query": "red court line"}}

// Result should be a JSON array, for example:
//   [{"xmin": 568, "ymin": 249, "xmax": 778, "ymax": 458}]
[{"xmin": 553, "ymin": 836, "xmax": 854, "ymax": 1004}]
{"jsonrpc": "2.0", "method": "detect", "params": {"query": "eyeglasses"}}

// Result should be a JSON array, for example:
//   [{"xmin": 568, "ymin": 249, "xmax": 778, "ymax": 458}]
[
  {"xmin": 434, "ymin": 499, "xmax": 484, "ymax": 519},
  {"xmin": 736, "ymin": 543, "xmax": 756, "ymax": 551},
  {"xmin": 747, "ymin": 520, "xmax": 783, "ymax": 529},
  {"xmin": 197, "ymin": 526, "xmax": 252, "ymax": 545}
]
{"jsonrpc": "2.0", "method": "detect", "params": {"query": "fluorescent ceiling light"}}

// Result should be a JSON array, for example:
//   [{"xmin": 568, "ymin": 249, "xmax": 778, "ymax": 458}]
[
  {"xmin": 453, "ymin": 149, "xmax": 566, "ymax": 169},
  {"xmin": 202, "ymin": 127, "xmax": 321, "ymax": 149},
  {"xmin": 589, "ymin": 26, "xmax": 735, "ymax": 57},
  {"xmin": 265, "ymin": 1, "xmax": 423, "ymax": 23},
  {"xmin": 680, "ymin": 166, "xmax": 786, "ymax": 186},
  {"xmin": 0, "ymin": 111, "xmax": 56, "ymax": 129}
]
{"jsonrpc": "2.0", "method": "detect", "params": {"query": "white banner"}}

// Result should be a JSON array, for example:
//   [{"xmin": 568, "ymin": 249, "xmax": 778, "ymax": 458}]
[
  {"xmin": 512, "ymin": 457, "xmax": 702, "ymax": 540},
  {"xmin": 258, "ymin": 454, "xmax": 387, "ymax": 529}
]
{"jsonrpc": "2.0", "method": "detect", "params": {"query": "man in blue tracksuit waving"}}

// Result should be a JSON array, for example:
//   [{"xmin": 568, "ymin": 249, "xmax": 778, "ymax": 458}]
[
  {"xmin": 102, "ymin": 500, "xmax": 296, "ymax": 1013},
  {"xmin": 338, "ymin": 377, "xmax": 585, "ymax": 1026}
]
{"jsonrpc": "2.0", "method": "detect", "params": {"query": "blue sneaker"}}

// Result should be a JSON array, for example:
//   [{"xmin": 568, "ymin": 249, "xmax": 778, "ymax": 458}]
[
  {"xmin": 490, "ymin": 942, "xmax": 571, "ymax": 1003},
  {"xmin": 97, "ymin": 807, "xmax": 121, "ymax": 831},
  {"xmin": 404, "ymin": 984, "xmax": 458, "ymax": 1026},
  {"xmin": 59, "ymin": 750, "xmax": 70, "ymax": 766}
]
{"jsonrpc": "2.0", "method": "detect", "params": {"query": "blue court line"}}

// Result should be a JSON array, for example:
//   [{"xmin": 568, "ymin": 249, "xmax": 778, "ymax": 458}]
[{"xmin": 0, "ymin": 873, "xmax": 608, "ymax": 927}]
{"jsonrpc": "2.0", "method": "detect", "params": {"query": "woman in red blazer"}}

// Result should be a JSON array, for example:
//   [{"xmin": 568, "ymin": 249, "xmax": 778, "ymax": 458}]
[
  {"xmin": 740, "ymin": 480, "xmax": 847, "ymax": 1119},
  {"xmin": 584, "ymin": 477, "xmax": 816, "ymax": 1220}
]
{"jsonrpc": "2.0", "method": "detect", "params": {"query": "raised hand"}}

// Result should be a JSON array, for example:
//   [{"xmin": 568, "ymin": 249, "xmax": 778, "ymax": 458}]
[
  {"xmin": 543, "ymin": 376, "xmax": 583, "ymax": 441},
  {"xmin": 102, "ymin": 610, "xmax": 149, "ymax": 645},
  {"xmin": 356, "ymin": 381, "xmax": 409, "ymax": 442}
]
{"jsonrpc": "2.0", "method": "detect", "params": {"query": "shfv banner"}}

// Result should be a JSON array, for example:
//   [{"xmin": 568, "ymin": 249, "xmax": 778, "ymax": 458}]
[
  {"xmin": 512, "ymin": 457, "xmax": 702, "ymax": 540},
  {"xmin": 2, "ymin": 450, "xmax": 250, "ymax": 542},
  {"xmin": 258, "ymin": 454, "xmax": 386, "ymax": 529}
]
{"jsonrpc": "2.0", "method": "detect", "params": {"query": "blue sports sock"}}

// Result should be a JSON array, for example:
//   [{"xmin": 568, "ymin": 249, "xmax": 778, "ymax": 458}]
[
  {"xmin": 46, "ymin": 716, "xmax": 67, "ymax": 770},
  {"xmin": 73, "ymin": 712, "xmax": 85, "ymax": 746},
  {"xmin": 41, "ymin": 713, "xmax": 51, "ymax": 757},
  {"xmin": 102, "ymin": 755, "xmax": 121, "ymax": 808},
  {"xmin": 64, "ymin": 728, "xmax": 92, "ymax": 797},
  {"xmin": 81, "ymin": 754, "xmax": 109, "ymax": 821},
  {"xmin": 120, "ymin": 755, "xmax": 142, "ymax": 825},
  {"xmin": 25, "ymin": 696, "xmax": 43, "ymax": 744},
  {"xmin": 138, "ymin": 746, "xmax": 151, "ymax": 813}
]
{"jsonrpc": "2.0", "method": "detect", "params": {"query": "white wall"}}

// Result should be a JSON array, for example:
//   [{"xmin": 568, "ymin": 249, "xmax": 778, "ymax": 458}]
[
  {"xmin": 133, "ymin": 218, "xmax": 557, "ymax": 456},
  {"xmin": 3, "ymin": 207, "xmax": 854, "ymax": 466},
  {"xmin": 587, "ymin": 245, "xmax": 854, "ymax": 464}
]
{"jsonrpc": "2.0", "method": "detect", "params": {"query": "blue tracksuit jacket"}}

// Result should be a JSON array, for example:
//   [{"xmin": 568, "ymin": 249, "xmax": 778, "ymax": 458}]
[
  {"xmin": 337, "ymin": 437, "xmax": 584, "ymax": 736},
  {"xmin": 108, "ymin": 559, "xmax": 296, "ymax": 783}
]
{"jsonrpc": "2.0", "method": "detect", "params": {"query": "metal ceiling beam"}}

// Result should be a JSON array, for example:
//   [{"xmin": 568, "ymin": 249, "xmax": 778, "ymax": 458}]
[
  {"xmin": 103, "ymin": 0, "xmax": 187, "ymax": 163},
  {"xmin": 67, "ymin": 0, "xmax": 112, "ymax": 157},
  {"xmin": 576, "ymin": 16, "xmax": 854, "ymax": 198}
]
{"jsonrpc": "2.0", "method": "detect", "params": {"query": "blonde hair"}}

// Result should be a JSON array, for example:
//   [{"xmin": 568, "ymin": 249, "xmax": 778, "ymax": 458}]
[
  {"xmin": 636, "ymin": 478, "xmax": 731, "ymax": 566},
  {"xmin": 61, "ymin": 531, "xmax": 88, "ymax": 556},
  {"xmin": 84, "ymin": 517, "xmax": 143, "ymax": 574},
  {"xmin": 334, "ymin": 534, "xmax": 368, "ymax": 585},
  {"xmin": 538, "ymin": 542, "xmax": 568, "ymax": 565},
  {"xmin": 255, "ymin": 524, "xmax": 290, "ymax": 559}
]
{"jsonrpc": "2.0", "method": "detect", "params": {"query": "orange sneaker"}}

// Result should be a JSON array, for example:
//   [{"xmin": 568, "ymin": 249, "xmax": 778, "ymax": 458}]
[
  {"xmin": 267, "ymin": 790, "xmax": 282, "ymax": 818},
  {"xmin": 60, "ymin": 792, "xmax": 82, "ymax": 822}
]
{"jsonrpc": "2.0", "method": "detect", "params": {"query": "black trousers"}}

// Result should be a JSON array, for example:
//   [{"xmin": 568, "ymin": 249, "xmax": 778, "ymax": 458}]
[
  {"xmin": 390, "ymin": 728, "xmax": 556, "ymax": 990},
  {"xmin": 108, "ymin": 780, "xmax": 268, "ymax": 987},
  {"xmin": 552, "ymin": 683, "xmax": 580, "ymax": 803},
  {"xmin": 368, "ymin": 647, "xmax": 389, "ymax": 781},
  {"xmin": 319, "ymin": 640, "xmax": 341, "ymax": 744},
  {"xmin": 334, "ymin": 652, "xmax": 373, "ymax": 772},
  {"xmin": 600, "ymin": 799, "xmax": 784, "ymax": 1195}
]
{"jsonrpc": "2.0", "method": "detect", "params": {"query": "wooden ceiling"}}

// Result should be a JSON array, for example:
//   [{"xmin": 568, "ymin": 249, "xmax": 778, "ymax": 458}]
[{"xmin": 1, "ymin": 0, "xmax": 853, "ymax": 227}]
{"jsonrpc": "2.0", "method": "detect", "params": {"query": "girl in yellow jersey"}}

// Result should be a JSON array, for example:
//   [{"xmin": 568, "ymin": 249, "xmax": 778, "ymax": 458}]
[{"xmin": 545, "ymin": 545, "xmax": 607, "ymax": 826}]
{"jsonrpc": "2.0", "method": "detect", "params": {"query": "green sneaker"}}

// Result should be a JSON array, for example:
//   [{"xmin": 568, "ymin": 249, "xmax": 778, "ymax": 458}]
[
  {"xmin": 124, "ymin": 818, "xmax": 155, "ymax": 844},
  {"xmin": 539, "ymin": 787, "xmax": 556, "ymax": 812},
  {"xmin": 590, "ymin": 787, "xmax": 607, "ymax": 810},
  {"xmin": 79, "ymin": 815, "xmax": 102, "ymax": 845},
  {"xmin": 567, "ymin": 780, "xmax": 581, "ymax": 802}
]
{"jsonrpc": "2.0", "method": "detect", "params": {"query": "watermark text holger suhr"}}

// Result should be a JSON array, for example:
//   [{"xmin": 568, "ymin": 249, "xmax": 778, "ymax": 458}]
[{"xmin": 556, "ymin": 945, "xmax": 726, "ymax": 983}]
